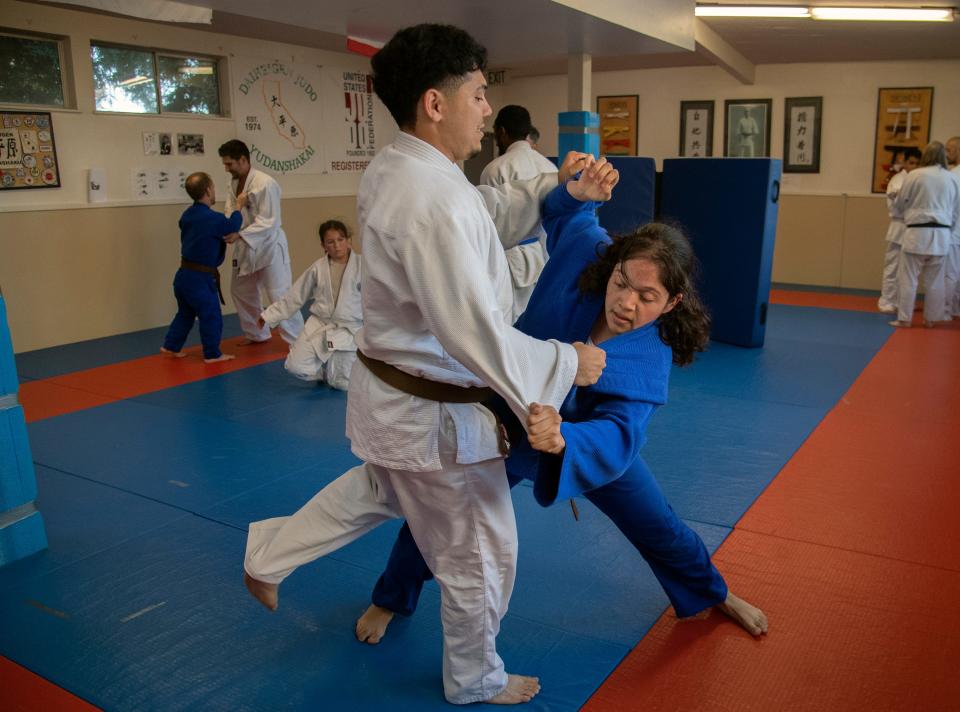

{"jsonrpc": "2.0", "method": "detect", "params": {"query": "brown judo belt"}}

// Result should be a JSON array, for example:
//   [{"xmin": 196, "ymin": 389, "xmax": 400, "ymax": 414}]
[
  {"xmin": 180, "ymin": 259, "xmax": 225, "ymax": 305},
  {"xmin": 356, "ymin": 351, "xmax": 580, "ymax": 520},
  {"xmin": 356, "ymin": 350, "xmax": 508, "ymax": 455}
]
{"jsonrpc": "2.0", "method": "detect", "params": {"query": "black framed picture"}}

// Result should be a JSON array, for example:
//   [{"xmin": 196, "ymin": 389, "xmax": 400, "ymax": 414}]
[
  {"xmin": 783, "ymin": 97, "xmax": 823, "ymax": 173},
  {"xmin": 679, "ymin": 100, "xmax": 714, "ymax": 157},
  {"xmin": 723, "ymin": 98, "xmax": 772, "ymax": 157}
]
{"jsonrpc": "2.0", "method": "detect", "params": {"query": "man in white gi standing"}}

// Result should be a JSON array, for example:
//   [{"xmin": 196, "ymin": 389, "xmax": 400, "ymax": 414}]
[
  {"xmin": 878, "ymin": 148, "xmax": 920, "ymax": 313},
  {"xmin": 480, "ymin": 105, "xmax": 558, "ymax": 317},
  {"xmin": 242, "ymin": 24, "xmax": 607, "ymax": 705},
  {"xmin": 943, "ymin": 136, "xmax": 960, "ymax": 318},
  {"xmin": 218, "ymin": 139, "xmax": 303, "ymax": 344}
]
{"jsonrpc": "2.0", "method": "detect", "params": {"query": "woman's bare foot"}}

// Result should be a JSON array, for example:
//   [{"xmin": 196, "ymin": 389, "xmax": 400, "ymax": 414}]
[
  {"xmin": 717, "ymin": 592, "xmax": 768, "ymax": 636},
  {"xmin": 487, "ymin": 674, "xmax": 541, "ymax": 705},
  {"xmin": 355, "ymin": 604, "xmax": 395, "ymax": 644},
  {"xmin": 204, "ymin": 353, "xmax": 236, "ymax": 363},
  {"xmin": 160, "ymin": 347, "xmax": 186, "ymax": 358},
  {"xmin": 244, "ymin": 572, "xmax": 278, "ymax": 611},
  {"xmin": 888, "ymin": 320, "xmax": 911, "ymax": 328}
]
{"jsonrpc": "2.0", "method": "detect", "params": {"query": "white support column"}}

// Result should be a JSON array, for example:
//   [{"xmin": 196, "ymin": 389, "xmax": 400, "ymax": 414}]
[{"xmin": 567, "ymin": 53, "xmax": 592, "ymax": 111}]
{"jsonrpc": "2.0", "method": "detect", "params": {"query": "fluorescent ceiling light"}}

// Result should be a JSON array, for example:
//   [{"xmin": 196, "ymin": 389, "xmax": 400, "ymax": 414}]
[
  {"xmin": 811, "ymin": 7, "xmax": 954, "ymax": 21},
  {"xmin": 178, "ymin": 66, "xmax": 214, "ymax": 75},
  {"xmin": 695, "ymin": 5, "xmax": 810, "ymax": 17},
  {"xmin": 118, "ymin": 75, "xmax": 151, "ymax": 87}
]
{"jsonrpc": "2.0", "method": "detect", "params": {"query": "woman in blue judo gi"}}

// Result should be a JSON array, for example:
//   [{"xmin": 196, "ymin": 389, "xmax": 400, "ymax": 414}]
[{"xmin": 356, "ymin": 159, "xmax": 769, "ymax": 644}]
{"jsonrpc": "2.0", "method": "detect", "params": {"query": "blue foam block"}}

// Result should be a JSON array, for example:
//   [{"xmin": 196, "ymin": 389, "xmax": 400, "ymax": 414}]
[
  {"xmin": 1, "ymin": 404, "xmax": 37, "ymax": 510},
  {"xmin": 0, "ymin": 509, "xmax": 47, "ymax": 567},
  {"xmin": 597, "ymin": 157, "xmax": 656, "ymax": 236},
  {"xmin": 0, "ymin": 293, "xmax": 18, "ymax": 396},
  {"xmin": 558, "ymin": 111, "xmax": 600, "ymax": 159}
]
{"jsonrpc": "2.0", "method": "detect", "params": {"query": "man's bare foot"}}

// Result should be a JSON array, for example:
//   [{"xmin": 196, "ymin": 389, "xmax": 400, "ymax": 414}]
[
  {"xmin": 716, "ymin": 592, "xmax": 768, "ymax": 636},
  {"xmin": 888, "ymin": 320, "xmax": 911, "ymax": 328},
  {"xmin": 204, "ymin": 353, "xmax": 236, "ymax": 363},
  {"xmin": 160, "ymin": 347, "xmax": 186, "ymax": 358},
  {"xmin": 239, "ymin": 337, "xmax": 271, "ymax": 346},
  {"xmin": 244, "ymin": 572, "xmax": 278, "ymax": 611},
  {"xmin": 487, "ymin": 674, "xmax": 541, "ymax": 705},
  {"xmin": 355, "ymin": 604, "xmax": 395, "ymax": 644}
]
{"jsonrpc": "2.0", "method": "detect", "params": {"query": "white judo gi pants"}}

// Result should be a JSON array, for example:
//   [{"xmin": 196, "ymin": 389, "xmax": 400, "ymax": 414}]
[
  {"xmin": 896, "ymin": 251, "xmax": 946, "ymax": 323},
  {"xmin": 879, "ymin": 241, "xmax": 901, "ymax": 312},
  {"xmin": 244, "ymin": 410, "xmax": 517, "ymax": 704},
  {"xmin": 943, "ymin": 242, "xmax": 960, "ymax": 318},
  {"xmin": 284, "ymin": 331, "xmax": 356, "ymax": 390},
  {"xmin": 232, "ymin": 260, "xmax": 304, "ymax": 344}
]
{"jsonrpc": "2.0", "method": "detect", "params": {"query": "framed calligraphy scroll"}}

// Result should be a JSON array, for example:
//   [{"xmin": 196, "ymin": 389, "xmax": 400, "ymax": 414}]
[
  {"xmin": 679, "ymin": 100, "xmax": 714, "ymax": 157},
  {"xmin": 872, "ymin": 87, "xmax": 933, "ymax": 193},
  {"xmin": 783, "ymin": 97, "xmax": 822, "ymax": 173}
]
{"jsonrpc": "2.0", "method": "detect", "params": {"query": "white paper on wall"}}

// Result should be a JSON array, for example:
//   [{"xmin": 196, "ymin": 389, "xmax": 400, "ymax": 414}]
[
  {"xmin": 87, "ymin": 167, "xmax": 107, "ymax": 202},
  {"xmin": 131, "ymin": 168, "xmax": 188, "ymax": 200}
]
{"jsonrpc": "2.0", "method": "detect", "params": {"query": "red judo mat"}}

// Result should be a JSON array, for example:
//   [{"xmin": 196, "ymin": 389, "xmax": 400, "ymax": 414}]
[
  {"xmin": 18, "ymin": 334, "xmax": 289, "ymax": 423},
  {"xmin": 1, "ymin": 657, "xmax": 98, "ymax": 712},
  {"xmin": 585, "ymin": 316, "xmax": 960, "ymax": 710}
]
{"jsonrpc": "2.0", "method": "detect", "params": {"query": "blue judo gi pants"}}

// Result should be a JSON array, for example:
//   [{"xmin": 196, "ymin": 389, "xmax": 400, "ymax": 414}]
[
  {"xmin": 162, "ymin": 269, "xmax": 224, "ymax": 360},
  {"xmin": 371, "ymin": 455, "xmax": 728, "ymax": 619}
]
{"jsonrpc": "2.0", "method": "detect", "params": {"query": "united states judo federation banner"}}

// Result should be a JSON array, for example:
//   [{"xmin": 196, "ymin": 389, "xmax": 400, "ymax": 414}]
[{"xmin": 233, "ymin": 58, "xmax": 391, "ymax": 176}]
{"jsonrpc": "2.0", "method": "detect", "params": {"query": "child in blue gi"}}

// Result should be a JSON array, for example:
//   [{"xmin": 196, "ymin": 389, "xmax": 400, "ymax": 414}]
[
  {"xmin": 356, "ymin": 159, "xmax": 769, "ymax": 643},
  {"xmin": 161, "ymin": 172, "xmax": 247, "ymax": 363}
]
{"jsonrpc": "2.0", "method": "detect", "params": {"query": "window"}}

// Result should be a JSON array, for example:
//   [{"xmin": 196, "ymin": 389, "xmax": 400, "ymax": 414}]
[
  {"xmin": 0, "ymin": 30, "xmax": 66, "ymax": 107},
  {"xmin": 91, "ymin": 42, "xmax": 221, "ymax": 115}
]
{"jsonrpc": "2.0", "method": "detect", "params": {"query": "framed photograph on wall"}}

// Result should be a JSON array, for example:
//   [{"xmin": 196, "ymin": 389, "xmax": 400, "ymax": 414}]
[
  {"xmin": 679, "ymin": 100, "xmax": 714, "ymax": 157},
  {"xmin": 783, "ymin": 97, "xmax": 822, "ymax": 173},
  {"xmin": 723, "ymin": 98, "xmax": 772, "ymax": 157},
  {"xmin": 871, "ymin": 87, "xmax": 933, "ymax": 193},
  {"xmin": 597, "ymin": 95, "xmax": 638, "ymax": 156}
]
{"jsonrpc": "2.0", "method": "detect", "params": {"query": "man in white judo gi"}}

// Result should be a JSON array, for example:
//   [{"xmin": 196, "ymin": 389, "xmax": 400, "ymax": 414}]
[
  {"xmin": 259, "ymin": 219, "xmax": 361, "ymax": 389},
  {"xmin": 944, "ymin": 136, "xmax": 960, "ymax": 318},
  {"xmin": 242, "ymin": 24, "xmax": 607, "ymax": 705},
  {"xmin": 878, "ymin": 148, "xmax": 920, "ymax": 313},
  {"xmin": 480, "ymin": 105, "xmax": 558, "ymax": 317},
  {"xmin": 218, "ymin": 139, "xmax": 304, "ymax": 345}
]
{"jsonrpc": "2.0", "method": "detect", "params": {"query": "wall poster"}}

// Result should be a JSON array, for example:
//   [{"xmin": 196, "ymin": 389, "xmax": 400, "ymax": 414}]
[
  {"xmin": 872, "ymin": 87, "xmax": 933, "ymax": 193},
  {"xmin": 597, "ymin": 95, "xmax": 638, "ymax": 156},
  {"xmin": 679, "ymin": 100, "xmax": 714, "ymax": 157},
  {"xmin": 0, "ymin": 110, "xmax": 60, "ymax": 190}
]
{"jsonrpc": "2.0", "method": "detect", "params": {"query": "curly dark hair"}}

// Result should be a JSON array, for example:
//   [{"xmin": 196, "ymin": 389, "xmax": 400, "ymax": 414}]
[
  {"xmin": 318, "ymin": 219, "xmax": 351, "ymax": 241},
  {"xmin": 371, "ymin": 24, "xmax": 487, "ymax": 129},
  {"xmin": 578, "ymin": 223, "xmax": 711, "ymax": 366}
]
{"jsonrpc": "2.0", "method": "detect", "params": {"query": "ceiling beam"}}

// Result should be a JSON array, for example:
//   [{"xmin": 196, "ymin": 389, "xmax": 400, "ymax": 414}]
[{"xmin": 693, "ymin": 18, "xmax": 755, "ymax": 85}]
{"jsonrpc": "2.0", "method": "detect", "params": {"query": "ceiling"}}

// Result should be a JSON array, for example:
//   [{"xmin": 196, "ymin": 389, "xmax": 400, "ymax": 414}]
[{"xmin": 38, "ymin": 0, "xmax": 960, "ymax": 77}]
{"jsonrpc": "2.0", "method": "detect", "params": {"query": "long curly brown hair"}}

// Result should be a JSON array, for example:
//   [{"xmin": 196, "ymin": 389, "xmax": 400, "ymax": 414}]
[{"xmin": 578, "ymin": 223, "xmax": 711, "ymax": 366}]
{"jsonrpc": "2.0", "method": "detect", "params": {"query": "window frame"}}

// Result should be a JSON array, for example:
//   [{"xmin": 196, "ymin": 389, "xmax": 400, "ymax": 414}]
[
  {"xmin": 89, "ymin": 40, "xmax": 227, "ymax": 118},
  {"xmin": 0, "ymin": 28, "xmax": 73, "ymax": 111}
]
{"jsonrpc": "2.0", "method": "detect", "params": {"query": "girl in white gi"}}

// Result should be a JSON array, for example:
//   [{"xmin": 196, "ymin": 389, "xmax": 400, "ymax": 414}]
[
  {"xmin": 258, "ymin": 220, "xmax": 362, "ymax": 389},
  {"xmin": 890, "ymin": 141, "xmax": 960, "ymax": 328},
  {"xmin": 878, "ymin": 148, "xmax": 920, "ymax": 313}
]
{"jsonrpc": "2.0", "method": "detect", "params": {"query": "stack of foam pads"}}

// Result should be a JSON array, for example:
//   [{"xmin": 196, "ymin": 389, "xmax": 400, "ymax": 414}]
[{"xmin": 0, "ymin": 289, "xmax": 47, "ymax": 565}]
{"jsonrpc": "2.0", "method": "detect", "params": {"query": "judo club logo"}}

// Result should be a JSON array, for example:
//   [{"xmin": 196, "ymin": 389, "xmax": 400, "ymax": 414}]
[{"xmin": 236, "ymin": 60, "xmax": 318, "ymax": 174}]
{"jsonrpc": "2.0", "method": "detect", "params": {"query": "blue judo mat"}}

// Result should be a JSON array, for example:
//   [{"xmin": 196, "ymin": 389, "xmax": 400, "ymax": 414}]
[{"xmin": 0, "ymin": 304, "xmax": 892, "ymax": 710}]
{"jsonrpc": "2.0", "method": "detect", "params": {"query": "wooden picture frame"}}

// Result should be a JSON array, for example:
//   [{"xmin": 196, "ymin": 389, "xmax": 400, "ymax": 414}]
[
  {"xmin": 871, "ymin": 87, "xmax": 934, "ymax": 193},
  {"xmin": 783, "ymin": 97, "xmax": 823, "ymax": 173},
  {"xmin": 0, "ymin": 110, "xmax": 60, "ymax": 190},
  {"xmin": 597, "ymin": 95, "xmax": 638, "ymax": 156},
  {"xmin": 723, "ymin": 98, "xmax": 772, "ymax": 158},
  {"xmin": 679, "ymin": 100, "xmax": 714, "ymax": 157}
]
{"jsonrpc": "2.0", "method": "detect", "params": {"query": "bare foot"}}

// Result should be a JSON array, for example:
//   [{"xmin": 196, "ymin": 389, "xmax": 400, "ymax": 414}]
[
  {"xmin": 160, "ymin": 347, "xmax": 186, "ymax": 358},
  {"xmin": 355, "ymin": 604, "xmax": 395, "ymax": 644},
  {"xmin": 239, "ymin": 338, "xmax": 271, "ymax": 346},
  {"xmin": 877, "ymin": 305, "xmax": 896, "ymax": 314},
  {"xmin": 888, "ymin": 320, "xmax": 911, "ymax": 328},
  {"xmin": 923, "ymin": 320, "xmax": 935, "ymax": 328},
  {"xmin": 487, "ymin": 674, "xmax": 541, "ymax": 705},
  {"xmin": 244, "ymin": 572, "xmax": 278, "ymax": 611},
  {"xmin": 204, "ymin": 353, "xmax": 236, "ymax": 363},
  {"xmin": 716, "ymin": 592, "xmax": 768, "ymax": 636}
]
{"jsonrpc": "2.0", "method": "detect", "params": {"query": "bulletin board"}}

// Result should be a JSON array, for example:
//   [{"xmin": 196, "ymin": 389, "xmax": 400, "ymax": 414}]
[{"xmin": 0, "ymin": 111, "xmax": 60, "ymax": 190}]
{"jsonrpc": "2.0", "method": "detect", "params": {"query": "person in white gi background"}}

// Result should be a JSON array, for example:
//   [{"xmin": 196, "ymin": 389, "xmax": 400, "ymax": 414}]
[
  {"xmin": 891, "ymin": 141, "xmax": 960, "ymax": 328},
  {"xmin": 242, "ymin": 23, "xmax": 607, "ymax": 706},
  {"xmin": 218, "ymin": 139, "xmax": 304, "ymax": 345},
  {"xmin": 480, "ymin": 105, "xmax": 558, "ymax": 317},
  {"xmin": 943, "ymin": 135, "xmax": 960, "ymax": 318},
  {"xmin": 878, "ymin": 147, "xmax": 921, "ymax": 314},
  {"xmin": 736, "ymin": 107, "xmax": 760, "ymax": 157},
  {"xmin": 258, "ymin": 219, "xmax": 361, "ymax": 389}
]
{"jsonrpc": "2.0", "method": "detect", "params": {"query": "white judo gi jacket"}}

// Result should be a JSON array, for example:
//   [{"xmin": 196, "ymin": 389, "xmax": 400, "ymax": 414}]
[
  {"xmin": 348, "ymin": 131, "xmax": 578, "ymax": 472},
  {"xmin": 261, "ymin": 252, "xmax": 362, "ymax": 352},
  {"xmin": 896, "ymin": 165, "xmax": 960, "ymax": 256},
  {"xmin": 226, "ymin": 168, "xmax": 291, "ymax": 276},
  {"xmin": 884, "ymin": 170, "xmax": 908, "ymax": 246},
  {"xmin": 479, "ymin": 140, "xmax": 558, "ymax": 316}
]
